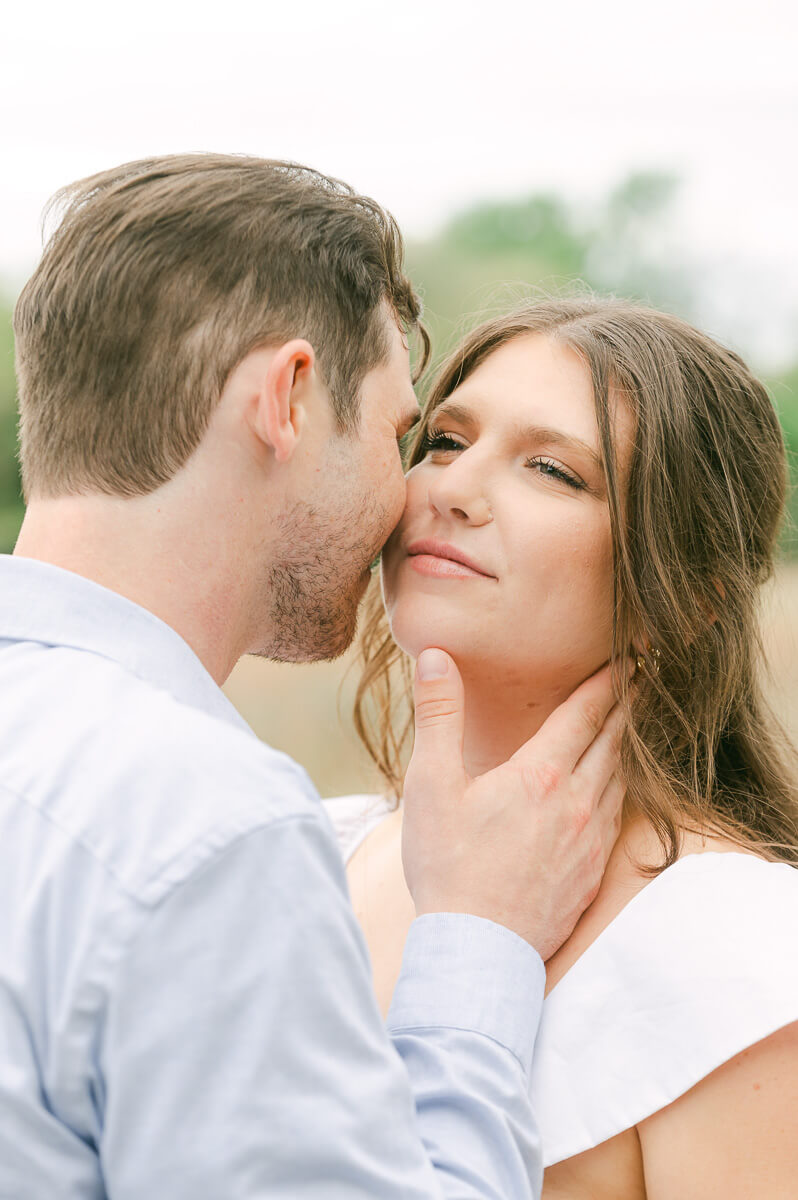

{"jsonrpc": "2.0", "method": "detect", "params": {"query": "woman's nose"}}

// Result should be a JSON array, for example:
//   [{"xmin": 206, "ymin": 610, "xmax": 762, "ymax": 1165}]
[{"xmin": 427, "ymin": 462, "xmax": 493, "ymax": 526}]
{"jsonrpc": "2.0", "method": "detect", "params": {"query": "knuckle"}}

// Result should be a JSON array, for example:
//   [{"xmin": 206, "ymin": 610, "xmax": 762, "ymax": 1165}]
[
  {"xmin": 581, "ymin": 699, "xmax": 604, "ymax": 736},
  {"xmin": 527, "ymin": 760, "xmax": 562, "ymax": 798},
  {"xmin": 571, "ymin": 801, "xmax": 592, "ymax": 834},
  {"xmin": 414, "ymin": 696, "xmax": 458, "ymax": 727},
  {"xmin": 610, "ymin": 710, "xmax": 626, "ymax": 742}
]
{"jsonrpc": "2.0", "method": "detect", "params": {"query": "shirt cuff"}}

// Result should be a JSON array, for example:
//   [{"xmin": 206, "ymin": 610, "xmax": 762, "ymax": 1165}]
[{"xmin": 386, "ymin": 912, "xmax": 546, "ymax": 1074}]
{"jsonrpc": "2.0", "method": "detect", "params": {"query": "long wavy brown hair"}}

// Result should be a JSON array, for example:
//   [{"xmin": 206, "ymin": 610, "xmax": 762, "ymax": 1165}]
[{"xmin": 354, "ymin": 295, "xmax": 798, "ymax": 868}]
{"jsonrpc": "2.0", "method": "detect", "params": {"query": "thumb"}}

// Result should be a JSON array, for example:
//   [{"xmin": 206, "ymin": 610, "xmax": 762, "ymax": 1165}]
[{"xmin": 405, "ymin": 649, "xmax": 466, "ymax": 797}]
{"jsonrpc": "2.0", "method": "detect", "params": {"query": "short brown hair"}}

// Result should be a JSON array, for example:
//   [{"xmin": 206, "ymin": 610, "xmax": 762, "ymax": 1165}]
[
  {"xmin": 355, "ymin": 295, "xmax": 798, "ymax": 868},
  {"xmin": 14, "ymin": 153, "xmax": 425, "ymax": 499}
]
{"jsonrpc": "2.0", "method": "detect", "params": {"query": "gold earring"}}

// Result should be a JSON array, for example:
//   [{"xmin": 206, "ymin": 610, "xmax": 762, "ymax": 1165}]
[{"xmin": 635, "ymin": 646, "xmax": 661, "ymax": 675}]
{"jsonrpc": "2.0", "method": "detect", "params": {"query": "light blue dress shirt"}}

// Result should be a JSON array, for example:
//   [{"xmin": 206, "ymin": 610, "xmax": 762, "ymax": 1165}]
[{"xmin": 0, "ymin": 554, "xmax": 546, "ymax": 1198}]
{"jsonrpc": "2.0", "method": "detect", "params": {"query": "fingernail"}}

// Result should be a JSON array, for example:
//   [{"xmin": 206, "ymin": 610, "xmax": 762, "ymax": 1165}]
[{"xmin": 417, "ymin": 649, "xmax": 449, "ymax": 680}]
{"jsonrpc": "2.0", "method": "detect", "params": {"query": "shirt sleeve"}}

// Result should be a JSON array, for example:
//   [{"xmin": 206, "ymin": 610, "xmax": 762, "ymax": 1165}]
[{"xmin": 99, "ymin": 812, "xmax": 545, "ymax": 1199}]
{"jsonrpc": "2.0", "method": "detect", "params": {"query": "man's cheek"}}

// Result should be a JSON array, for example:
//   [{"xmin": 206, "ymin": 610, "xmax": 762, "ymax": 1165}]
[{"xmin": 386, "ymin": 462, "xmax": 408, "ymax": 526}]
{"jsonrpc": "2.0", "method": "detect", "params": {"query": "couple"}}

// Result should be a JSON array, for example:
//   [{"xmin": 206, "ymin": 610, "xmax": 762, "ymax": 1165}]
[{"xmin": 0, "ymin": 155, "xmax": 795, "ymax": 1198}]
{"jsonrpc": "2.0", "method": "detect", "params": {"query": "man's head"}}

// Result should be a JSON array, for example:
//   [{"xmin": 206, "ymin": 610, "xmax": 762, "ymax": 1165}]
[
  {"xmin": 14, "ymin": 154, "xmax": 423, "ymax": 496},
  {"xmin": 244, "ymin": 313, "xmax": 422, "ymax": 663},
  {"xmin": 13, "ymin": 154, "xmax": 424, "ymax": 665}
]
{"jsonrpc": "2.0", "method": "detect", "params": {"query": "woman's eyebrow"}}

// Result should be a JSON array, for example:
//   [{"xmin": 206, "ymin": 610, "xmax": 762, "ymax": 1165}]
[
  {"xmin": 432, "ymin": 401, "xmax": 476, "ymax": 429},
  {"xmin": 516, "ymin": 424, "xmax": 604, "ymax": 472},
  {"xmin": 433, "ymin": 402, "xmax": 603, "ymax": 471}
]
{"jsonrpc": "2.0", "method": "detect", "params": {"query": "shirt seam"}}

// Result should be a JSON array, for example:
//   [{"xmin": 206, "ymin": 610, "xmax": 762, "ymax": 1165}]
[
  {"xmin": 387, "ymin": 1020, "xmax": 531, "ymax": 1075},
  {"xmin": 0, "ymin": 779, "xmax": 324, "ymax": 909},
  {"xmin": 98, "ymin": 813, "xmax": 335, "ymax": 1049},
  {"xmin": 44, "ymin": 811, "xmax": 333, "ymax": 1113},
  {"xmin": 124, "ymin": 811, "xmax": 328, "ymax": 922},
  {"xmin": 2, "ymin": 634, "xmax": 250, "ymax": 732}
]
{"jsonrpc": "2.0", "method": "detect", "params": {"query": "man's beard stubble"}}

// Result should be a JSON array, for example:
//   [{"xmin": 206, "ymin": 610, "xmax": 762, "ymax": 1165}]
[{"xmin": 256, "ymin": 496, "xmax": 389, "ymax": 664}]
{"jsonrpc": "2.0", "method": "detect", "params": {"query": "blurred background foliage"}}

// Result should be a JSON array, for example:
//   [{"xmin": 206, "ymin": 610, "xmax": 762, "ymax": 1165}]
[
  {"xmin": 1, "ymin": 169, "xmax": 796, "ymax": 555},
  {"xmin": 0, "ymin": 301, "xmax": 23, "ymax": 552},
  {"xmin": 1, "ymin": 170, "xmax": 796, "ymax": 793}
]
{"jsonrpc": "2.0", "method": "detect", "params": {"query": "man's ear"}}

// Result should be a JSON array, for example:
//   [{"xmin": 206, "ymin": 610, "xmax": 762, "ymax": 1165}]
[{"xmin": 252, "ymin": 339, "xmax": 316, "ymax": 464}]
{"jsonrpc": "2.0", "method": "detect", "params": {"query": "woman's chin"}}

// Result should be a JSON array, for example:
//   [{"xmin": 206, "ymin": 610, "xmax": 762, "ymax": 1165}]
[
  {"xmin": 383, "ymin": 577, "xmax": 505, "ymax": 662},
  {"xmin": 388, "ymin": 612, "xmax": 456, "ymax": 663},
  {"xmin": 387, "ymin": 609, "xmax": 488, "ymax": 666}
]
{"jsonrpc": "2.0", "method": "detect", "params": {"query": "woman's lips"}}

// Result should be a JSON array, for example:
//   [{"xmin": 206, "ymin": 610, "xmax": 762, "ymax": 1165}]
[
  {"xmin": 408, "ymin": 554, "xmax": 490, "ymax": 580},
  {"xmin": 405, "ymin": 540, "xmax": 496, "ymax": 580}
]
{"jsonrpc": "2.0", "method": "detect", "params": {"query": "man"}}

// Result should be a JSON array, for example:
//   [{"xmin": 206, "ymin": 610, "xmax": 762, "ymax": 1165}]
[{"xmin": 0, "ymin": 155, "xmax": 623, "ymax": 1197}]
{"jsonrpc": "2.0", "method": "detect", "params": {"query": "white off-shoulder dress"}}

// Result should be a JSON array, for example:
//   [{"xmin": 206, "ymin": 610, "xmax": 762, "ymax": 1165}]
[{"xmin": 321, "ymin": 792, "xmax": 798, "ymax": 1168}]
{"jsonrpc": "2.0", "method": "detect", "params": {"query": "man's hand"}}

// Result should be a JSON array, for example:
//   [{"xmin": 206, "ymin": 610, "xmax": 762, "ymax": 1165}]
[{"xmin": 401, "ymin": 648, "xmax": 626, "ymax": 961}]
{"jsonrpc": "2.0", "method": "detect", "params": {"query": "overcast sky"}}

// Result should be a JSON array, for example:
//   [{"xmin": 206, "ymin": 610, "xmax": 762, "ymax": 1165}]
[{"xmin": 2, "ymin": 0, "xmax": 796, "ymax": 365}]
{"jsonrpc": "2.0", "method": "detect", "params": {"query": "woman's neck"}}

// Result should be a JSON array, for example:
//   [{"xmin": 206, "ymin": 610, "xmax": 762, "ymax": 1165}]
[{"xmin": 457, "ymin": 662, "xmax": 578, "ymax": 777}]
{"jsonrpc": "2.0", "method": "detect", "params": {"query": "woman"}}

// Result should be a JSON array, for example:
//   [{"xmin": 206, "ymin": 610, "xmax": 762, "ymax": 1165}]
[{"xmin": 323, "ymin": 297, "xmax": 798, "ymax": 1197}]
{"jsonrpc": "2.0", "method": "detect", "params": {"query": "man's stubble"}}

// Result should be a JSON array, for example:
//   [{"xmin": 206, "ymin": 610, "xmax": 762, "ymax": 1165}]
[{"xmin": 257, "ymin": 493, "xmax": 393, "ymax": 664}]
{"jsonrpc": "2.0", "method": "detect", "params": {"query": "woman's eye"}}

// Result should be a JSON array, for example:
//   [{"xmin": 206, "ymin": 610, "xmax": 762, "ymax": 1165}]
[
  {"xmin": 420, "ymin": 430, "xmax": 464, "ymax": 455},
  {"xmin": 527, "ymin": 457, "xmax": 586, "ymax": 491}
]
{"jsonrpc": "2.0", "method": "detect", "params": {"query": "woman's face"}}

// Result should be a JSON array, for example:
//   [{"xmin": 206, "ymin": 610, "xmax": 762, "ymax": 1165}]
[{"xmin": 381, "ymin": 333, "xmax": 632, "ymax": 695}]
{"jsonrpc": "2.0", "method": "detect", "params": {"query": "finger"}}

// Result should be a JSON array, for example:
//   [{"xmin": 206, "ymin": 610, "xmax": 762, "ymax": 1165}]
[
  {"xmin": 511, "ymin": 662, "xmax": 620, "ymax": 774},
  {"xmin": 595, "ymin": 772, "xmax": 625, "ymax": 863},
  {"xmin": 404, "ymin": 648, "xmax": 467, "ymax": 801},
  {"xmin": 573, "ymin": 702, "xmax": 625, "ymax": 794}
]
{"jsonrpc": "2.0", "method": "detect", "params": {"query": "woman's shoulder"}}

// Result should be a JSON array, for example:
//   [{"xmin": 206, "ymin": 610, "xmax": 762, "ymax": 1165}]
[
  {"xmin": 320, "ymin": 792, "xmax": 393, "ymax": 863},
  {"xmin": 533, "ymin": 842, "xmax": 798, "ymax": 1167}
]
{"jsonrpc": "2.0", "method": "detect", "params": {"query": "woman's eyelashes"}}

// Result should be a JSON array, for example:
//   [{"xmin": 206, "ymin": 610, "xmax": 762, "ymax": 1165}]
[
  {"xmin": 420, "ymin": 427, "xmax": 587, "ymax": 492},
  {"xmin": 420, "ymin": 428, "xmax": 465, "ymax": 454},
  {"xmin": 526, "ymin": 457, "xmax": 587, "ymax": 491}
]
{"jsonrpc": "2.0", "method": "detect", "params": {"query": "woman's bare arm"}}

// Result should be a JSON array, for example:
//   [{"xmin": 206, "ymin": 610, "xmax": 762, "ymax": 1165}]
[{"xmin": 639, "ymin": 1019, "xmax": 798, "ymax": 1199}]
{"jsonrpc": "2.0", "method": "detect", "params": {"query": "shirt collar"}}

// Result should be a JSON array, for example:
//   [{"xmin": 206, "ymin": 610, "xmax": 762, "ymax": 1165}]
[{"xmin": 0, "ymin": 554, "xmax": 252, "ymax": 735}]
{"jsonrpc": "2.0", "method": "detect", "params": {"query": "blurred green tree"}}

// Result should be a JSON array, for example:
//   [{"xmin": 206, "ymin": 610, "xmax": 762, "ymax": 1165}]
[
  {"xmin": 406, "ymin": 170, "xmax": 693, "ymax": 363},
  {"xmin": 0, "ymin": 298, "xmax": 23, "ymax": 551}
]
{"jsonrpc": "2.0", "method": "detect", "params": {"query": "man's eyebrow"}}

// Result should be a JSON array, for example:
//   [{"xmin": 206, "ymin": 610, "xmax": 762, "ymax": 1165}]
[
  {"xmin": 433, "ymin": 401, "xmax": 604, "ymax": 471},
  {"xmin": 399, "ymin": 407, "xmax": 422, "ymax": 437}
]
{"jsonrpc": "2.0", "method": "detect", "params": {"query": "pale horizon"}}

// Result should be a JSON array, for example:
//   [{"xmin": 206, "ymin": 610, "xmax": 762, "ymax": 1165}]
[{"xmin": 2, "ymin": 0, "xmax": 796, "ymax": 366}]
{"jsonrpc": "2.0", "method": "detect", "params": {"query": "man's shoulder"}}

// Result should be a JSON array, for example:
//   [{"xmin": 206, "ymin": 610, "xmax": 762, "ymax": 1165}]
[
  {"xmin": 106, "ymin": 677, "xmax": 323, "ymax": 902},
  {"xmin": 0, "ymin": 639, "xmax": 324, "ymax": 908}
]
